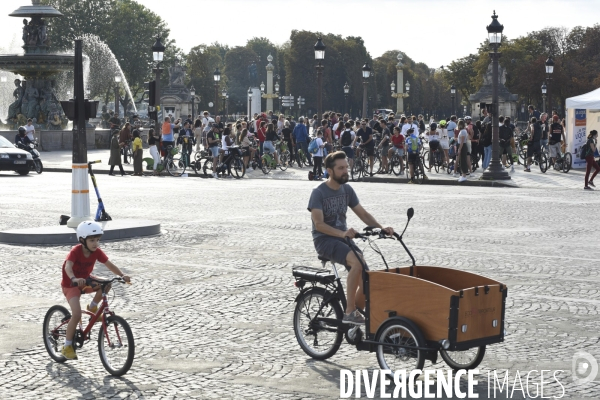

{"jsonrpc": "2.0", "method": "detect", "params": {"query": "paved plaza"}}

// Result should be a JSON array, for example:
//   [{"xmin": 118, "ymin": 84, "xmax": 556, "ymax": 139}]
[{"xmin": 0, "ymin": 170, "xmax": 599, "ymax": 399}]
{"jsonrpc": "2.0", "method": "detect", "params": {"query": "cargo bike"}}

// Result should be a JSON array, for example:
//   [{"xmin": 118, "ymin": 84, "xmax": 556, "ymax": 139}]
[{"xmin": 292, "ymin": 208, "xmax": 507, "ymax": 372}]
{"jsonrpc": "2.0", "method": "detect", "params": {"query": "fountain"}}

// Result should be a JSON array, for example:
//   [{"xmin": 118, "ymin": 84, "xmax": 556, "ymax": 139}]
[{"xmin": 0, "ymin": 0, "xmax": 72, "ymax": 130}]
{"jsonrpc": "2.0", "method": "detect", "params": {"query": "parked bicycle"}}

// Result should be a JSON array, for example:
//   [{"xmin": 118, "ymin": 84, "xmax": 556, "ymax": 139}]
[{"xmin": 43, "ymin": 277, "xmax": 134, "ymax": 376}]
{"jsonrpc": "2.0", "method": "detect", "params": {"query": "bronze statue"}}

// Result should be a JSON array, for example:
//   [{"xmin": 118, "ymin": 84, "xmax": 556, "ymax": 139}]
[
  {"xmin": 38, "ymin": 19, "xmax": 47, "ymax": 46},
  {"xmin": 7, "ymin": 79, "xmax": 24, "ymax": 120}
]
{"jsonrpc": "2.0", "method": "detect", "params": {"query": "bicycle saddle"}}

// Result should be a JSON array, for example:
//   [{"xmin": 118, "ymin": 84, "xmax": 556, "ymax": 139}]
[{"xmin": 318, "ymin": 255, "xmax": 330, "ymax": 262}]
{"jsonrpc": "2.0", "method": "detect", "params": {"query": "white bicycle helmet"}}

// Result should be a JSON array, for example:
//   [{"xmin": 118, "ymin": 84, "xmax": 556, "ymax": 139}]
[{"xmin": 76, "ymin": 221, "xmax": 104, "ymax": 240}]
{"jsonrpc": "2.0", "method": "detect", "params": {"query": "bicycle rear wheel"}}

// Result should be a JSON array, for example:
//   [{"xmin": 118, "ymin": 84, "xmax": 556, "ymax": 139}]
[
  {"xmin": 391, "ymin": 155, "xmax": 402, "ymax": 176},
  {"xmin": 43, "ymin": 305, "xmax": 69, "ymax": 363},
  {"xmin": 415, "ymin": 160, "xmax": 424, "ymax": 184},
  {"xmin": 422, "ymin": 151, "xmax": 430, "ymax": 169},
  {"xmin": 167, "ymin": 155, "xmax": 186, "ymax": 177},
  {"xmin": 202, "ymin": 159, "xmax": 213, "ymax": 176},
  {"xmin": 98, "ymin": 315, "xmax": 135, "ymax": 376},
  {"xmin": 563, "ymin": 152, "xmax": 572, "ymax": 173},
  {"xmin": 279, "ymin": 151, "xmax": 290, "ymax": 171}
]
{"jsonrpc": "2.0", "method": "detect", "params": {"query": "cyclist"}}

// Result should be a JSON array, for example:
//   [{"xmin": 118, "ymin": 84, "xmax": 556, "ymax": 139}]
[
  {"xmin": 524, "ymin": 116, "xmax": 542, "ymax": 172},
  {"xmin": 356, "ymin": 120, "xmax": 375, "ymax": 176},
  {"xmin": 263, "ymin": 123, "xmax": 281, "ymax": 166},
  {"xmin": 308, "ymin": 151, "xmax": 394, "ymax": 325},
  {"xmin": 548, "ymin": 115, "xmax": 567, "ymax": 167},
  {"xmin": 60, "ymin": 222, "xmax": 131, "ymax": 360},
  {"xmin": 207, "ymin": 123, "xmax": 221, "ymax": 178},
  {"xmin": 340, "ymin": 122, "xmax": 356, "ymax": 170},
  {"xmin": 387, "ymin": 126, "xmax": 405, "ymax": 173},
  {"xmin": 405, "ymin": 127, "xmax": 425, "ymax": 183}
]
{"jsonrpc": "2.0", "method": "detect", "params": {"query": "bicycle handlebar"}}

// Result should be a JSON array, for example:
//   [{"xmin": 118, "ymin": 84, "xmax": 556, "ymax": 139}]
[{"xmin": 72, "ymin": 276, "xmax": 131, "ymax": 289}]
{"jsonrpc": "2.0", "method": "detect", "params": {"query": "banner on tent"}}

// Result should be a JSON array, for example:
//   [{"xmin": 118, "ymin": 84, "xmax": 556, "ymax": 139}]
[{"xmin": 573, "ymin": 109, "xmax": 587, "ymax": 168}]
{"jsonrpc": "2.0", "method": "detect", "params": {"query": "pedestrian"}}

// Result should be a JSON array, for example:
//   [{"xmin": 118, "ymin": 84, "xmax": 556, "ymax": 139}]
[
  {"xmin": 438, "ymin": 120, "xmax": 450, "ymax": 166},
  {"xmin": 340, "ymin": 122, "xmax": 356, "ymax": 170},
  {"xmin": 321, "ymin": 119, "xmax": 333, "ymax": 154},
  {"xmin": 524, "ymin": 117, "xmax": 542, "ymax": 172},
  {"xmin": 161, "ymin": 117, "xmax": 178, "ymax": 157},
  {"xmin": 207, "ymin": 123, "xmax": 221, "ymax": 179},
  {"xmin": 25, "ymin": 118, "xmax": 35, "ymax": 142},
  {"xmin": 418, "ymin": 114, "xmax": 426, "ymax": 134},
  {"xmin": 584, "ymin": 130, "xmax": 599, "ymax": 190},
  {"xmin": 132, "ymin": 129, "xmax": 143, "ymax": 176},
  {"xmin": 540, "ymin": 113, "xmax": 549, "ymax": 153},
  {"xmin": 256, "ymin": 120, "xmax": 267, "ymax": 156},
  {"xmin": 277, "ymin": 114, "xmax": 285, "ymax": 134},
  {"xmin": 528, "ymin": 105, "xmax": 541, "ymax": 121},
  {"xmin": 378, "ymin": 121, "xmax": 392, "ymax": 173},
  {"xmin": 481, "ymin": 121, "xmax": 492, "ymax": 170},
  {"xmin": 147, "ymin": 128, "xmax": 160, "ymax": 175},
  {"xmin": 119, "ymin": 122, "xmax": 132, "ymax": 164},
  {"xmin": 426, "ymin": 123, "xmax": 439, "ymax": 172},
  {"xmin": 457, "ymin": 120, "xmax": 469, "ymax": 182},
  {"xmin": 282, "ymin": 120, "xmax": 294, "ymax": 162},
  {"xmin": 108, "ymin": 130, "xmax": 127, "ymax": 176},
  {"xmin": 240, "ymin": 128, "xmax": 255, "ymax": 171},
  {"xmin": 312, "ymin": 129, "xmax": 325, "ymax": 179},
  {"xmin": 194, "ymin": 118, "xmax": 203, "ymax": 152},
  {"xmin": 356, "ymin": 119, "xmax": 375, "ymax": 176},
  {"xmin": 548, "ymin": 115, "xmax": 567, "ymax": 166},
  {"xmin": 293, "ymin": 117, "xmax": 312, "ymax": 166},
  {"xmin": 388, "ymin": 126, "xmax": 405, "ymax": 173}
]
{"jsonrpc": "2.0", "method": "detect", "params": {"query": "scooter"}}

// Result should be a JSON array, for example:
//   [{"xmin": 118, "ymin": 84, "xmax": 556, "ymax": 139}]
[
  {"xmin": 59, "ymin": 160, "xmax": 111, "ymax": 225},
  {"xmin": 16, "ymin": 140, "xmax": 43, "ymax": 174},
  {"xmin": 88, "ymin": 160, "xmax": 112, "ymax": 222}
]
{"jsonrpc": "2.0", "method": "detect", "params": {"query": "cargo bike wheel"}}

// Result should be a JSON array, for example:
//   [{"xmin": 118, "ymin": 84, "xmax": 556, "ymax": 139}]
[
  {"xmin": 440, "ymin": 345, "xmax": 486, "ymax": 371},
  {"xmin": 375, "ymin": 318, "xmax": 425, "ymax": 375},
  {"xmin": 293, "ymin": 287, "xmax": 343, "ymax": 360}
]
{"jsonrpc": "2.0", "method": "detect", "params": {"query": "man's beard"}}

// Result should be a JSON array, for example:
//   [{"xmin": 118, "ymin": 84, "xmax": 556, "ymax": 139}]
[{"xmin": 331, "ymin": 171, "xmax": 349, "ymax": 184}]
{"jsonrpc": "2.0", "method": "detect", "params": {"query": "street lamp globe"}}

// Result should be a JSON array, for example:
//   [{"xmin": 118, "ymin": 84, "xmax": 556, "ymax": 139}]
[
  {"xmin": 274, "ymin": 82, "xmax": 280, "ymax": 93},
  {"xmin": 362, "ymin": 63, "xmax": 371, "ymax": 79},
  {"xmin": 390, "ymin": 81, "xmax": 396, "ymax": 93},
  {"xmin": 397, "ymin": 52, "xmax": 403, "ymax": 62},
  {"xmin": 115, "ymin": 75, "xmax": 122, "ymax": 83},
  {"xmin": 486, "ymin": 11, "xmax": 504, "ymax": 45},
  {"xmin": 545, "ymin": 56, "xmax": 555, "ymax": 74},
  {"xmin": 222, "ymin": 87, "xmax": 227, "ymax": 98},
  {"xmin": 248, "ymin": 87, "xmax": 252, "ymax": 98},
  {"xmin": 541, "ymin": 82, "xmax": 547, "ymax": 94},
  {"xmin": 152, "ymin": 35, "xmax": 165, "ymax": 62},
  {"xmin": 213, "ymin": 68, "xmax": 221, "ymax": 82},
  {"xmin": 260, "ymin": 82, "xmax": 265, "ymax": 93},
  {"xmin": 344, "ymin": 82, "xmax": 350, "ymax": 94},
  {"xmin": 405, "ymin": 81, "xmax": 410, "ymax": 93},
  {"xmin": 314, "ymin": 37, "xmax": 325, "ymax": 61},
  {"xmin": 190, "ymin": 85, "xmax": 195, "ymax": 96},
  {"xmin": 451, "ymin": 84, "xmax": 456, "ymax": 94}
]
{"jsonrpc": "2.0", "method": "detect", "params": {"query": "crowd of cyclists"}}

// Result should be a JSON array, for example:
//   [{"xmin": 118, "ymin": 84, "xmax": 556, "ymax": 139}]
[{"xmin": 107, "ymin": 105, "xmax": 587, "ymax": 184}]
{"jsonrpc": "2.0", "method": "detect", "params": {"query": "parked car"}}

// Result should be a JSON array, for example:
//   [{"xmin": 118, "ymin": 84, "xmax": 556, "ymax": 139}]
[
  {"xmin": 375, "ymin": 108, "xmax": 394, "ymax": 117},
  {"xmin": 0, "ymin": 135, "xmax": 34, "ymax": 175}
]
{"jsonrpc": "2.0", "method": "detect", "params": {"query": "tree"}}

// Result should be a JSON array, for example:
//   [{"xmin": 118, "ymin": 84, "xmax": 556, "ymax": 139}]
[{"xmin": 223, "ymin": 46, "xmax": 258, "ymax": 114}]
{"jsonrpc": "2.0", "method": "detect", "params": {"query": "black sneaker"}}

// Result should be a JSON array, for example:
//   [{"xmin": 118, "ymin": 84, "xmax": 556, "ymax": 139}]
[
  {"xmin": 342, "ymin": 310, "xmax": 365, "ymax": 325},
  {"xmin": 589, "ymin": 181, "xmax": 596, "ymax": 187},
  {"xmin": 584, "ymin": 186, "xmax": 593, "ymax": 190}
]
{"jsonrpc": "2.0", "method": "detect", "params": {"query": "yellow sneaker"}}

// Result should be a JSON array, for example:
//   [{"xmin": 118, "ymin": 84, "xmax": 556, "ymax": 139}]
[
  {"xmin": 87, "ymin": 304, "xmax": 103, "ymax": 321},
  {"xmin": 61, "ymin": 345, "xmax": 78, "ymax": 360}
]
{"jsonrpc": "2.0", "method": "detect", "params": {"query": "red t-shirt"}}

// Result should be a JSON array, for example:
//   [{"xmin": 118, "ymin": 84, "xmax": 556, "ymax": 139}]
[
  {"xmin": 392, "ymin": 134, "xmax": 405, "ymax": 149},
  {"xmin": 61, "ymin": 244, "xmax": 108, "ymax": 288},
  {"xmin": 256, "ymin": 127, "xmax": 266, "ymax": 143}
]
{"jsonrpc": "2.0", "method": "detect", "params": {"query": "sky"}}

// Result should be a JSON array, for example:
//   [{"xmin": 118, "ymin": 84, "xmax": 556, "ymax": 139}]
[{"xmin": 0, "ymin": 0, "xmax": 599, "ymax": 68}]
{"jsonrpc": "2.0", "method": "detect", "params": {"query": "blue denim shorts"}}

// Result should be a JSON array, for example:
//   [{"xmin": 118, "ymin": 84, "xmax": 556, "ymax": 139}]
[
  {"xmin": 210, "ymin": 146, "xmax": 220, "ymax": 158},
  {"xmin": 263, "ymin": 141, "xmax": 276, "ymax": 154}
]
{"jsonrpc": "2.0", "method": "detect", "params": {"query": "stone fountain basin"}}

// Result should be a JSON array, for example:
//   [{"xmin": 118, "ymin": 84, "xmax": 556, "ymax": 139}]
[{"xmin": 0, "ymin": 53, "xmax": 74, "ymax": 76}]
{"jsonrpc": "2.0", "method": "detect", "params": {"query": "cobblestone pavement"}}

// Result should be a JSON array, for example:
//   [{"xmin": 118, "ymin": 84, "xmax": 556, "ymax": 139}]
[
  {"xmin": 35, "ymin": 148, "xmax": 591, "ymax": 190},
  {"xmin": 0, "ymin": 172, "xmax": 599, "ymax": 399}
]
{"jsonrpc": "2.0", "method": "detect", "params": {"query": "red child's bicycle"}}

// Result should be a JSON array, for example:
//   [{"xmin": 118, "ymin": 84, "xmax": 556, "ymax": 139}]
[{"xmin": 43, "ymin": 277, "xmax": 134, "ymax": 376}]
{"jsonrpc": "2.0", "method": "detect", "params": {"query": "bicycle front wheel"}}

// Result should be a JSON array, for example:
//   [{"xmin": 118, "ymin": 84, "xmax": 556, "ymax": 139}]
[
  {"xmin": 538, "ymin": 152, "xmax": 548, "ymax": 173},
  {"xmin": 415, "ymin": 161, "xmax": 424, "ymax": 184},
  {"xmin": 167, "ymin": 155, "xmax": 186, "ymax": 177},
  {"xmin": 391, "ymin": 155, "xmax": 402, "ymax": 176},
  {"xmin": 229, "ymin": 156, "xmax": 246, "ymax": 179},
  {"xmin": 202, "ymin": 159, "xmax": 213, "ymax": 176},
  {"xmin": 43, "ymin": 305, "xmax": 70, "ymax": 363},
  {"xmin": 98, "ymin": 315, "xmax": 135, "ymax": 376},
  {"xmin": 293, "ymin": 288, "xmax": 343, "ymax": 360},
  {"xmin": 279, "ymin": 151, "xmax": 290, "ymax": 171},
  {"xmin": 422, "ymin": 150, "xmax": 430, "ymax": 169}
]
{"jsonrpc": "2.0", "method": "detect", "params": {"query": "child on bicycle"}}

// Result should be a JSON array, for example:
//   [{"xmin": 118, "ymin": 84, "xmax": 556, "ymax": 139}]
[
  {"xmin": 405, "ymin": 128, "xmax": 427, "ymax": 183},
  {"xmin": 60, "ymin": 221, "xmax": 131, "ymax": 360}
]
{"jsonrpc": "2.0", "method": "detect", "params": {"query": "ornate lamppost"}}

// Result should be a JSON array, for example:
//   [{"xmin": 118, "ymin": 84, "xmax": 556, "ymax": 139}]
[
  {"xmin": 213, "ymin": 68, "xmax": 220, "ymax": 116},
  {"xmin": 450, "ymin": 84, "xmax": 456, "ymax": 116},
  {"xmin": 151, "ymin": 35, "xmax": 165, "ymax": 127},
  {"xmin": 314, "ymin": 37, "xmax": 325, "ymax": 121},
  {"xmin": 361, "ymin": 63, "xmax": 371, "ymax": 118},
  {"xmin": 260, "ymin": 54, "xmax": 278, "ymax": 112},
  {"xmin": 274, "ymin": 81, "xmax": 280, "ymax": 113},
  {"xmin": 247, "ymin": 87, "xmax": 252, "ymax": 119},
  {"xmin": 190, "ymin": 85, "xmax": 196, "ymax": 120},
  {"xmin": 545, "ymin": 56, "xmax": 554, "ymax": 113},
  {"xmin": 344, "ymin": 82, "xmax": 349, "ymax": 115},
  {"xmin": 222, "ymin": 87, "xmax": 229, "ymax": 117},
  {"xmin": 391, "ymin": 78, "xmax": 409, "ymax": 115},
  {"xmin": 481, "ymin": 11, "xmax": 511, "ymax": 181},
  {"xmin": 541, "ymin": 82, "xmax": 547, "ymax": 113}
]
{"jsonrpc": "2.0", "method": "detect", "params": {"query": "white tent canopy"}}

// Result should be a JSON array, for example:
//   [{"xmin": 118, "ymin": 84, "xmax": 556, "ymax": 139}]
[
  {"xmin": 566, "ymin": 87, "xmax": 600, "ymax": 110},
  {"xmin": 565, "ymin": 87, "xmax": 600, "ymax": 168}
]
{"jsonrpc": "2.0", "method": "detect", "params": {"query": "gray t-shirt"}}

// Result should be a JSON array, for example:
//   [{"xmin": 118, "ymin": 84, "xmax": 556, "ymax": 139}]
[{"xmin": 307, "ymin": 182, "xmax": 359, "ymax": 241}]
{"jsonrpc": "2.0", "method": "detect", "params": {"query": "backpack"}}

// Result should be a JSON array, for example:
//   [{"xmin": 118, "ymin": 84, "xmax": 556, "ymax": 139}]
[
  {"xmin": 341, "ymin": 130, "xmax": 352, "ymax": 146},
  {"xmin": 579, "ymin": 142, "xmax": 589, "ymax": 159},
  {"xmin": 408, "ymin": 136, "xmax": 418, "ymax": 154},
  {"xmin": 308, "ymin": 171, "xmax": 314, "ymax": 181},
  {"xmin": 308, "ymin": 138, "xmax": 319, "ymax": 154}
]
